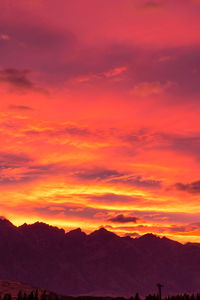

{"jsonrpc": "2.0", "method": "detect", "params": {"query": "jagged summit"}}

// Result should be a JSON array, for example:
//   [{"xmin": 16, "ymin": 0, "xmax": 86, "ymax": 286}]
[
  {"xmin": 137, "ymin": 233, "xmax": 161, "ymax": 241},
  {"xmin": 89, "ymin": 227, "xmax": 119, "ymax": 240},
  {"xmin": 66, "ymin": 227, "xmax": 87, "ymax": 239},
  {"xmin": 0, "ymin": 217, "xmax": 14, "ymax": 226},
  {"xmin": 0, "ymin": 217, "xmax": 16, "ymax": 232},
  {"xmin": 19, "ymin": 221, "xmax": 65, "ymax": 234}
]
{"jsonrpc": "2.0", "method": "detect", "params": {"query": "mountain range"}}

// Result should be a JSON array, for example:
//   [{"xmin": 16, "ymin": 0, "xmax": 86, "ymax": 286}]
[{"xmin": 0, "ymin": 218, "xmax": 200, "ymax": 297}]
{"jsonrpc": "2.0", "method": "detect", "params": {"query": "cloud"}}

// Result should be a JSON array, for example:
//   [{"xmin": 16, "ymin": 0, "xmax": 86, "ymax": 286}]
[
  {"xmin": 25, "ymin": 124, "xmax": 92, "ymax": 138},
  {"xmin": 125, "ymin": 232, "xmax": 140, "ymax": 238},
  {"xmin": 167, "ymin": 223, "xmax": 200, "ymax": 234},
  {"xmin": 126, "ymin": 130, "xmax": 200, "ymax": 161},
  {"xmin": 109, "ymin": 175, "xmax": 162, "ymax": 189},
  {"xmin": 0, "ymin": 18, "xmax": 76, "ymax": 88},
  {"xmin": 35, "ymin": 204, "xmax": 110, "ymax": 221},
  {"xmin": 131, "ymin": 81, "xmax": 174, "ymax": 97},
  {"xmin": 94, "ymin": 212, "xmax": 107, "ymax": 218},
  {"xmin": 165, "ymin": 134, "xmax": 200, "ymax": 160},
  {"xmin": 57, "ymin": 126, "xmax": 90, "ymax": 137},
  {"xmin": 108, "ymin": 214, "xmax": 139, "ymax": 223},
  {"xmin": 74, "ymin": 66, "xmax": 127, "ymax": 83},
  {"xmin": 17, "ymin": 25, "xmax": 74, "ymax": 50},
  {"xmin": 138, "ymin": 1, "xmax": 164, "ymax": 11},
  {"xmin": 8, "ymin": 105, "xmax": 33, "ymax": 111},
  {"xmin": 74, "ymin": 168, "xmax": 123, "ymax": 181},
  {"xmin": 0, "ymin": 1, "xmax": 200, "ymax": 95},
  {"xmin": 0, "ymin": 152, "xmax": 33, "ymax": 185},
  {"xmin": 129, "ymin": 210, "xmax": 200, "ymax": 225},
  {"xmin": 0, "ymin": 152, "xmax": 31, "ymax": 169},
  {"xmin": 0, "ymin": 69, "xmax": 38, "ymax": 91},
  {"xmin": 169, "ymin": 226, "xmax": 187, "ymax": 233},
  {"xmin": 103, "ymin": 66, "xmax": 127, "ymax": 78},
  {"xmin": 174, "ymin": 181, "xmax": 200, "ymax": 194},
  {"xmin": 87, "ymin": 193, "xmax": 140, "ymax": 204},
  {"xmin": 0, "ymin": 176, "xmax": 31, "ymax": 185},
  {"xmin": 0, "ymin": 28, "xmax": 198, "ymax": 98},
  {"xmin": 0, "ymin": 34, "xmax": 10, "ymax": 40},
  {"xmin": 0, "ymin": 156, "xmax": 61, "ymax": 186}
]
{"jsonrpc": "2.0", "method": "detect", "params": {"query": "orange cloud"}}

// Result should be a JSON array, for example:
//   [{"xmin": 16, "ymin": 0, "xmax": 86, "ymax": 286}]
[{"xmin": 131, "ymin": 81, "xmax": 174, "ymax": 96}]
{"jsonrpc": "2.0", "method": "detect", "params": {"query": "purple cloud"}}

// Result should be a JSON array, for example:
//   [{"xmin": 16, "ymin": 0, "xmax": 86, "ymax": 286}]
[
  {"xmin": 108, "ymin": 214, "xmax": 139, "ymax": 223},
  {"xmin": 0, "ymin": 69, "xmax": 35, "ymax": 90},
  {"xmin": 109, "ymin": 175, "xmax": 162, "ymax": 189},
  {"xmin": 175, "ymin": 181, "xmax": 200, "ymax": 193},
  {"xmin": 8, "ymin": 104, "xmax": 33, "ymax": 111},
  {"xmin": 74, "ymin": 168, "xmax": 123, "ymax": 181}
]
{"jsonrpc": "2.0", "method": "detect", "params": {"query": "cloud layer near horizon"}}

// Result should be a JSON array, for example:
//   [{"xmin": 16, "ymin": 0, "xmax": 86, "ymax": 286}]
[{"xmin": 1, "ymin": 0, "xmax": 200, "ymax": 243}]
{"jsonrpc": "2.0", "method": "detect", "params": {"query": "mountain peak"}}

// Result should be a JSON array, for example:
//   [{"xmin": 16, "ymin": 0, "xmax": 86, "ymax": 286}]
[
  {"xmin": 66, "ymin": 228, "xmax": 87, "ymax": 239},
  {"xmin": 138, "ymin": 233, "xmax": 160, "ymax": 240},
  {"xmin": 89, "ymin": 227, "xmax": 118, "ymax": 240},
  {"xmin": 0, "ymin": 217, "xmax": 15, "ymax": 229},
  {"xmin": 19, "ymin": 221, "xmax": 65, "ymax": 236},
  {"xmin": 19, "ymin": 221, "xmax": 51, "ymax": 231}
]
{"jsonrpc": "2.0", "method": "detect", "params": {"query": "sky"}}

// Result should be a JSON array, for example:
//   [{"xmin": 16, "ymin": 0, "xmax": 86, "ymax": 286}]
[{"xmin": 1, "ymin": 0, "xmax": 200, "ymax": 243}]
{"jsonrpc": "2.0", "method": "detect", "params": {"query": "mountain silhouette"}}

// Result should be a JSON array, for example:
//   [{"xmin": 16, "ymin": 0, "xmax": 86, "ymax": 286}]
[{"xmin": 0, "ymin": 219, "xmax": 200, "ymax": 297}]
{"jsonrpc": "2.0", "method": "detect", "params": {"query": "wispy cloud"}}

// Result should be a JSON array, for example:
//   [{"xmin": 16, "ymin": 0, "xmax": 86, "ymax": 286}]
[
  {"xmin": 174, "ymin": 181, "xmax": 200, "ymax": 194},
  {"xmin": 0, "ymin": 68, "xmax": 45, "ymax": 93},
  {"xmin": 8, "ymin": 105, "xmax": 33, "ymax": 111}
]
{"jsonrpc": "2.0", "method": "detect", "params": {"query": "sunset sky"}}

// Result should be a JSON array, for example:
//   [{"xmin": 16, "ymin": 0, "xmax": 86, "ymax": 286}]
[{"xmin": 1, "ymin": 0, "xmax": 200, "ymax": 243}]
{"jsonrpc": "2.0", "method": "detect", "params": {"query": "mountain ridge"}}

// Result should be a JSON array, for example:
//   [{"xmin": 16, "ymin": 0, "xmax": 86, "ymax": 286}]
[
  {"xmin": 0, "ymin": 218, "xmax": 200, "ymax": 297},
  {"xmin": 0, "ymin": 218, "xmax": 184, "ymax": 243}
]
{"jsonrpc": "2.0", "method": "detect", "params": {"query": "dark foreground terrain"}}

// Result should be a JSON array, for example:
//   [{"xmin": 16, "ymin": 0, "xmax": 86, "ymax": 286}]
[
  {"xmin": 1, "ymin": 281, "xmax": 200, "ymax": 300},
  {"xmin": 1, "ymin": 219, "xmax": 200, "ymax": 296}
]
